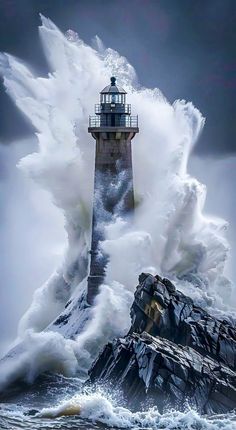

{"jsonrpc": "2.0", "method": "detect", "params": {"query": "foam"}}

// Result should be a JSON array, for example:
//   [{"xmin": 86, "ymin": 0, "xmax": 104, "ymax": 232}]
[
  {"xmin": 38, "ymin": 391, "xmax": 236, "ymax": 429},
  {"xmin": 0, "ymin": 15, "xmax": 235, "ymax": 390}
]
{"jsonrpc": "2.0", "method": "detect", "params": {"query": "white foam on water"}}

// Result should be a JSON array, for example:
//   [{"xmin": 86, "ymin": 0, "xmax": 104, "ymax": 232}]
[
  {"xmin": 36, "ymin": 391, "xmax": 236, "ymax": 429},
  {"xmin": 0, "ymin": 15, "xmax": 235, "ymax": 390},
  {"xmin": 0, "ymin": 389, "xmax": 236, "ymax": 430}
]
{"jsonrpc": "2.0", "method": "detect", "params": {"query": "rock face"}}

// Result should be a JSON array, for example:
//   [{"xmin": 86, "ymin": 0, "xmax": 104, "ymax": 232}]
[
  {"xmin": 130, "ymin": 273, "xmax": 236, "ymax": 370},
  {"xmin": 89, "ymin": 273, "xmax": 236, "ymax": 414}
]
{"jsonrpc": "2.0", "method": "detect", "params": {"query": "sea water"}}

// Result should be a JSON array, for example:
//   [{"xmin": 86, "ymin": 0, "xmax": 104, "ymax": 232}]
[{"xmin": 0, "ymin": 15, "xmax": 235, "ymax": 430}]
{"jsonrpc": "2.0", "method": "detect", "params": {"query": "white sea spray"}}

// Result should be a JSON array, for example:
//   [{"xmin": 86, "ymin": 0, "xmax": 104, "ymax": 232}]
[{"xmin": 0, "ymin": 15, "xmax": 235, "ymax": 390}]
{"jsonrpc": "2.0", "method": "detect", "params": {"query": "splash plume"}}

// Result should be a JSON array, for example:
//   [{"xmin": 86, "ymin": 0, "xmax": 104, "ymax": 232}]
[{"xmin": 0, "ymin": 15, "xmax": 234, "ymax": 389}]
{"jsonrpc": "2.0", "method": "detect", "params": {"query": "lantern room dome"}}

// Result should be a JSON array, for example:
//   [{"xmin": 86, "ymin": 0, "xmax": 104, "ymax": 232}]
[{"xmin": 100, "ymin": 76, "xmax": 126, "ymax": 94}]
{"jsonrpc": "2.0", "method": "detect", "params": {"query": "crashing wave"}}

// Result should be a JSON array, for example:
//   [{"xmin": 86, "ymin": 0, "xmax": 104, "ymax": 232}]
[{"xmin": 0, "ymin": 15, "xmax": 234, "ymax": 389}]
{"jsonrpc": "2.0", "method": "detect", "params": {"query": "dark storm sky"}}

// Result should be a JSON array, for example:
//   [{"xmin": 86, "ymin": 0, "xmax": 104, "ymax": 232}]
[{"xmin": 0, "ymin": 0, "xmax": 235, "ymax": 156}]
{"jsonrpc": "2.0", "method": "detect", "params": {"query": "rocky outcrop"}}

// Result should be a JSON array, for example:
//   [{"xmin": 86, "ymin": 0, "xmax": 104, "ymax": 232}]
[
  {"xmin": 130, "ymin": 273, "xmax": 236, "ymax": 370},
  {"xmin": 89, "ymin": 332, "xmax": 236, "ymax": 414},
  {"xmin": 89, "ymin": 273, "xmax": 236, "ymax": 414}
]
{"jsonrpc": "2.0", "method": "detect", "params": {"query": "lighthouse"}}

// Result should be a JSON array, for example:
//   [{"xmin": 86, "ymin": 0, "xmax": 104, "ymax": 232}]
[{"xmin": 87, "ymin": 77, "xmax": 139, "ymax": 304}]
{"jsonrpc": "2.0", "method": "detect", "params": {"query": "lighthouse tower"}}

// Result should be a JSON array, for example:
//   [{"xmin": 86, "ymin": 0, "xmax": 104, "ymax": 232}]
[{"xmin": 87, "ymin": 77, "xmax": 139, "ymax": 304}]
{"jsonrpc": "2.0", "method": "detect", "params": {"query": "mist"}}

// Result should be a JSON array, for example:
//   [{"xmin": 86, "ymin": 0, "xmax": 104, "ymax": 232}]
[
  {"xmin": 189, "ymin": 154, "xmax": 236, "ymax": 304},
  {"xmin": 0, "ymin": 16, "xmax": 235, "ymax": 389},
  {"xmin": 0, "ymin": 139, "xmax": 66, "ymax": 355}
]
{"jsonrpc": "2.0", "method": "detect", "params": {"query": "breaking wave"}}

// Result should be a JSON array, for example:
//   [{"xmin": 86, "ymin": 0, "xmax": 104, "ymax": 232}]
[
  {"xmin": 1, "ymin": 390, "xmax": 236, "ymax": 429},
  {"xmin": 0, "ymin": 15, "xmax": 235, "ymax": 391},
  {"xmin": 38, "ymin": 394, "xmax": 236, "ymax": 429}
]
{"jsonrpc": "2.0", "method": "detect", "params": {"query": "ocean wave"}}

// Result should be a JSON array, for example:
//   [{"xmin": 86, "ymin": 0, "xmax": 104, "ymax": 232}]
[
  {"xmin": 1, "ymin": 391, "xmax": 236, "ymax": 430},
  {"xmin": 0, "ymin": 14, "xmax": 235, "ymax": 391}
]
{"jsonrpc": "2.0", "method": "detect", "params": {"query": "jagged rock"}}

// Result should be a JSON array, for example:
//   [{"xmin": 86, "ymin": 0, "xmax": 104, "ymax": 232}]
[
  {"xmin": 130, "ymin": 273, "xmax": 236, "ymax": 370},
  {"xmin": 88, "ymin": 273, "xmax": 236, "ymax": 413},
  {"xmin": 89, "ymin": 332, "xmax": 236, "ymax": 414}
]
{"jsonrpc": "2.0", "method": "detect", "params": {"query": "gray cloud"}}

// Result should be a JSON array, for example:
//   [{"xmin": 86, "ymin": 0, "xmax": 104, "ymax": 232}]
[{"xmin": 0, "ymin": 0, "xmax": 235, "ymax": 156}]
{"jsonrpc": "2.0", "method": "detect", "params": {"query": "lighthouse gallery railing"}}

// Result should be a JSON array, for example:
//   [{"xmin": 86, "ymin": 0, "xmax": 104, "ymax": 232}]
[{"xmin": 89, "ymin": 115, "xmax": 138, "ymax": 128}]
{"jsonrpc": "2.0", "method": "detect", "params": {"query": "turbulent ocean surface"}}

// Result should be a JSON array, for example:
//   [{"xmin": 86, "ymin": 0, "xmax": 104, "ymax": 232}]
[
  {"xmin": 0, "ymin": 15, "xmax": 235, "ymax": 430},
  {"xmin": 1, "ymin": 375, "xmax": 236, "ymax": 430}
]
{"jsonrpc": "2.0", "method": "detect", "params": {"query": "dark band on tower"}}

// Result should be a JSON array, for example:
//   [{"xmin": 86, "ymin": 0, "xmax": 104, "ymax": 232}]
[{"xmin": 87, "ymin": 77, "xmax": 139, "ymax": 304}]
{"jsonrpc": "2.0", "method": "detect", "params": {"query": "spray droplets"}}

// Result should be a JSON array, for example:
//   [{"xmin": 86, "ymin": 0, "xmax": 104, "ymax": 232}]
[{"xmin": 0, "ymin": 15, "xmax": 234, "ymax": 390}]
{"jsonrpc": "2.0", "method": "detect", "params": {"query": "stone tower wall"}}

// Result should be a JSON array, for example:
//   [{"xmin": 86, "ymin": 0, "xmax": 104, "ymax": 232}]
[{"xmin": 87, "ymin": 130, "xmax": 135, "ymax": 304}]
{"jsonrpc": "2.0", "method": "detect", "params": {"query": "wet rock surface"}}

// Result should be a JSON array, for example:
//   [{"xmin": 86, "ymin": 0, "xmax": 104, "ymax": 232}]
[
  {"xmin": 89, "ymin": 273, "xmax": 236, "ymax": 414},
  {"xmin": 130, "ymin": 273, "xmax": 236, "ymax": 370}
]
